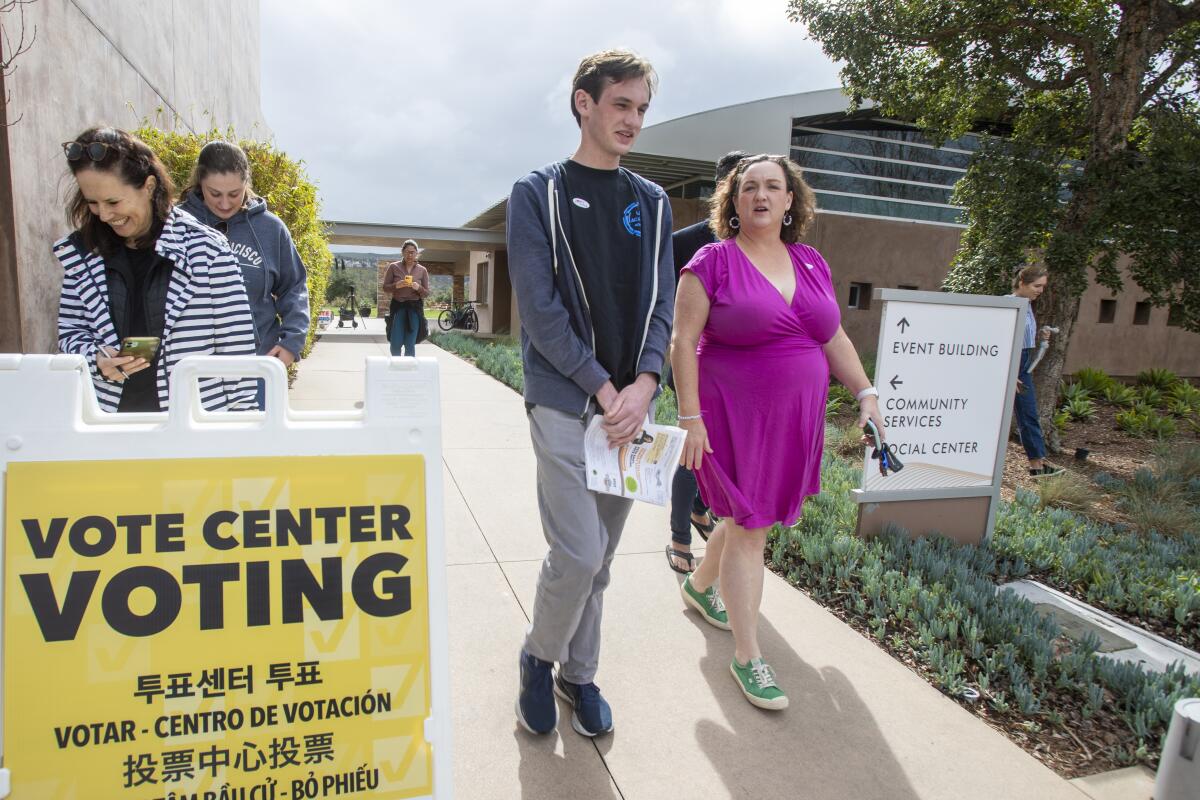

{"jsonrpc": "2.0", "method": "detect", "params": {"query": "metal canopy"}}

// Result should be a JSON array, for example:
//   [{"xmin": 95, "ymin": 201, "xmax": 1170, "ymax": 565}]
[{"xmin": 324, "ymin": 221, "xmax": 505, "ymax": 251}]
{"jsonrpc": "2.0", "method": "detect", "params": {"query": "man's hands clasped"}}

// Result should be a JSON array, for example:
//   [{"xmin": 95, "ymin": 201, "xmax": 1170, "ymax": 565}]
[{"xmin": 596, "ymin": 374, "xmax": 658, "ymax": 447}]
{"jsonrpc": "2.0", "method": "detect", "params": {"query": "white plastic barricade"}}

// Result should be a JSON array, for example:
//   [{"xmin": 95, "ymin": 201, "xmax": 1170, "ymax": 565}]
[{"xmin": 0, "ymin": 354, "xmax": 451, "ymax": 800}]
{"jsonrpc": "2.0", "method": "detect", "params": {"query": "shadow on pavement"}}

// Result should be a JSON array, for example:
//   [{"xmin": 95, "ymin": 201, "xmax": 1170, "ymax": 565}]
[
  {"xmin": 692, "ymin": 612, "xmax": 920, "ymax": 799},
  {"xmin": 514, "ymin": 724, "xmax": 621, "ymax": 799}
]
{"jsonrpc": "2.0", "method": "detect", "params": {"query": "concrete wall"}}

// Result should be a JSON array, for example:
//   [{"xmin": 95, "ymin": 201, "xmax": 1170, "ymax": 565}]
[
  {"xmin": 803, "ymin": 213, "xmax": 964, "ymax": 358},
  {"xmin": 1, "ymin": 0, "xmax": 268, "ymax": 353},
  {"xmin": 1066, "ymin": 264, "xmax": 1200, "ymax": 378}
]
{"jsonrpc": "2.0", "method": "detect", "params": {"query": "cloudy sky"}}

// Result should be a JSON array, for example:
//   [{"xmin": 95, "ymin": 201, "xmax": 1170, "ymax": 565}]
[{"xmin": 260, "ymin": 0, "xmax": 841, "ymax": 230}]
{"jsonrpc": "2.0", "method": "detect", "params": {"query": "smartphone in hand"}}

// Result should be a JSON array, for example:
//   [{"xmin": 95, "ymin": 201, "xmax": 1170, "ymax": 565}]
[{"xmin": 118, "ymin": 336, "xmax": 160, "ymax": 362}]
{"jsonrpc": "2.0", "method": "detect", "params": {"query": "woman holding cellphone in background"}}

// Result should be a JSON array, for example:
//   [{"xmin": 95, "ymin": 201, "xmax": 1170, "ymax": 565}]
[
  {"xmin": 671, "ymin": 154, "xmax": 883, "ymax": 710},
  {"xmin": 55, "ymin": 126, "xmax": 257, "ymax": 413}
]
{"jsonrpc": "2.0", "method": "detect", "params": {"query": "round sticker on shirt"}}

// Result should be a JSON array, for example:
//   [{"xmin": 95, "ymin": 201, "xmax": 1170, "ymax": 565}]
[
  {"xmin": 572, "ymin": 197, "xmax": 590, "ymax": 209},
  {"xmin": 622, "ymin": 201, "xmax": 642, "ymax": 237}
]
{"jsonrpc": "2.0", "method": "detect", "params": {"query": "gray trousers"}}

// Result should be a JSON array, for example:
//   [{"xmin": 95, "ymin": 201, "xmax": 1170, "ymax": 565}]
[{"xmin": 523, "ymin": 404, "xmax": 633, "ymax": 684}]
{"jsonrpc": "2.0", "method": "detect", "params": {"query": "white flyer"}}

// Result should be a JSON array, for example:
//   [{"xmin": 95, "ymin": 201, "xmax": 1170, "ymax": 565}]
[{"xmin": 584, "ymin": 416, "xmax": 686, "ymax": 505}]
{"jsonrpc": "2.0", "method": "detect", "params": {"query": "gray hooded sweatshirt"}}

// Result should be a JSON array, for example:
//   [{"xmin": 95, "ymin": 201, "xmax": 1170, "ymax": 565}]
[{"xmin": 181, "ymin": 191, "xmax": 310, "ymax": 357}]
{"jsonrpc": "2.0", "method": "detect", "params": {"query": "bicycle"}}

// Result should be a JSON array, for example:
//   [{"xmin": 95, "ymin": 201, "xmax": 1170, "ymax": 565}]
[{"xmin": 438, "ymin": 300, "xmax": 479, "ymax": 332}]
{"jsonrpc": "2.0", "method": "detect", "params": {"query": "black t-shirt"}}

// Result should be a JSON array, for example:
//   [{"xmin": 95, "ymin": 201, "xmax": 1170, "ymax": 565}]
[
  {"xmin": 560, "ymin": 159, "xmax": 642, "ymax": 391},
  {"xmin": 115, "ymin": 244, "xmax": 164, "ymax": 413}
]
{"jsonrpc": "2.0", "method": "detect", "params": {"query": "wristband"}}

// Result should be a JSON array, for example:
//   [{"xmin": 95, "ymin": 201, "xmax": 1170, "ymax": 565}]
[
  {"xmin": 677, "ymin": 413, "xmax": 702, "ymax": 421},
  {"xmin": 855, "ymin": 387, "xmax": 879, "ymax": 402}
]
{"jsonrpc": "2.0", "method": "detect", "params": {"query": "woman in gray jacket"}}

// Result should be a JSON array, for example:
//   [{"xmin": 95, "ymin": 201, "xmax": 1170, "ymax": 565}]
[{"xmin": 180, "ymin": 141, "xmax": 310, "ymax": 404}]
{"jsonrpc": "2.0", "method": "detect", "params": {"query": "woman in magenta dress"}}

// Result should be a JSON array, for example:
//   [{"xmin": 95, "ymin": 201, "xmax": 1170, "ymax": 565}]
[{"xmin": 671, "ymin": 155, "xmax": 884, "ymax": 710}]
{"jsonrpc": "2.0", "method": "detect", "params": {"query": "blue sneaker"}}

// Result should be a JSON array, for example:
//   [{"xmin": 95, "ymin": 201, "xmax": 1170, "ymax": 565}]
[
  {"xmin": 552, "ymin": 669, "xmax": 613, "ymax": 737},
  {"xmin": 516, "ymin": 650, "xmax": 557, "ymax": 734}
]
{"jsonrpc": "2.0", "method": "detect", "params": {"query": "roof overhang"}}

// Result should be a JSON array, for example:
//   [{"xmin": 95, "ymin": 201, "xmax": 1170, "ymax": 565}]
[{"xmin": 324, "ymin": 221, "xmax": 505, "ymax": 251}]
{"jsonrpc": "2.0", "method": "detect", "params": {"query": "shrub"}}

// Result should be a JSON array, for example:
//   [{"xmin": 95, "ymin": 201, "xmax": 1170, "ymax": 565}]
[
  {"xmin": 827, "ymin": 385, "xmax": 854, "ymax": 419},
  {"xmin": 1145, "ymin": 414, "xmax": 1178, "ymax": 440},
  {"xmin": 1103, "ymin": 383, "xmax": 1139, "ymax": 407},
  {"xmin": 1037, "ymin": 473, "xmax": 1097, "ymax": 512},
  {"xmin": 1096, "ymin": 452, "xmax": 1200, "ymax": 537},
  {"xmin": 1139, "ymin": 386, "xmax": 1166, "ymax": 408},
  {"xmin": 1116, "ymin": 408, "xmax": 1175, "ymax": 438},
  {"xmin": 1073, "ymin": 367, "xmax": 1116, "ymax": 394},
  {"xmin": 1167, "ymin": 381, "xmax": 1200, "ymax": 406},
  {"xmin": 655, "ymin": 385, "xmax": 678, "ymax": 425},
  {"xmin": 135, "ymin": 125, "xmax": 332, "ymax": 359},
  {"xmin": 429, "ymin": 332, "xmax": 523, "ymax": 393},
  {"xmin": 1063, "ymin": 396, "xmax": 1097, "ymax": 422},
  {"xmin": 1060, "ymin": 382, "xmax": 1092, "ymax": 404},
  {"xmin": 1137, "ymin": 368, "xmax": 1179, "ymax": 391},
  {"xmin": 769, "ymin": 457, "xmax": 1200, "ymax": 770},
  {"xmin": 1052, "ymin": 409, "xmax": 1071, "ymax": 433},
  {"xmin": 1168, "ymin": 398, "xmax": 1197, "ymax": 418},
  {"xmin": 1165, "ymin": 384, "xmax": 1200, "ymax": 417},
  {"xmin": 829, "ymin": 422, "xmax": 868, "ymax": 459}
]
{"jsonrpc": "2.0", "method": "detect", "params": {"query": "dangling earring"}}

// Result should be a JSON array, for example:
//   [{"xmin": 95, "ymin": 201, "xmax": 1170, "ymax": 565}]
[
  {"xmin": 729, "ymin": 216, "xmax": 740, "ymax": 229},
  {"xmin": 783, "ymin": 212, "xmax": 793, "ymax": 226}
]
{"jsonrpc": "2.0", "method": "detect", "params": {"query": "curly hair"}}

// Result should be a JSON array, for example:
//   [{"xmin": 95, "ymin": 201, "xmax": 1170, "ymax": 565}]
[
  {"xmin": 65, "ymin": 126, "xmax": 175, "ymax": 254},
  {"xmin": 709, "ymin": 154, "xmax": 816, "ymax": 243}
]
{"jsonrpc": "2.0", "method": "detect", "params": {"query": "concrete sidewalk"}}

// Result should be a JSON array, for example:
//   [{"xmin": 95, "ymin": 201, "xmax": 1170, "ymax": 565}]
[{"xmin": 291, "ymin": 325, "xmax": 1144, "ymax": 800}]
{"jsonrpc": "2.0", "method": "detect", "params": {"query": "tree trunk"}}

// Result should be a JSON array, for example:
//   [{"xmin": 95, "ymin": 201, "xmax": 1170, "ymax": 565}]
[{"xmin": 1032, "ymin": 275, "xmax": 1081, "ymax": 453}]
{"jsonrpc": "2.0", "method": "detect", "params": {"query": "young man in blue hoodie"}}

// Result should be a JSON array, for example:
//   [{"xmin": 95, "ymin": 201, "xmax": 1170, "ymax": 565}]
[{"xmin": 506, "ymin": 49, "xmax": 674, "ymax": 738}]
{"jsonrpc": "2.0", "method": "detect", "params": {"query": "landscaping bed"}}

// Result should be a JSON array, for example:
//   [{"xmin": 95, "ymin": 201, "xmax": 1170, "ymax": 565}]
[
  {"xmin": 768, "ymin": 456, "xmax": 1199, "ymax": 778},
  {"xmin": 429, "ymin": 335, "xmax": 1199, "ymax": 778}
]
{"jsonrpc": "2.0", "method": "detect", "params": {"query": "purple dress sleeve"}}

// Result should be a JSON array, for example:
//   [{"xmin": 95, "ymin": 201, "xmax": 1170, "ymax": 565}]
[{"xmin": 680, "ymin": 242, "xmax": 725, "ymax": 300}]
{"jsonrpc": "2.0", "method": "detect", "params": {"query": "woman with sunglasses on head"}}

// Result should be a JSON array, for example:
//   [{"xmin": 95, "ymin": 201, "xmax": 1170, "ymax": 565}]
[
  {"xmin": 180, "ymin": 141, "xmax": 310, "ymax": 405},
  {"xmin": 671, "ymin": 154, "xmax": 883, "ymax": 710},
  {"xmin": 55, "ymin": 127, "xmax": 258, "ymax": 413}
]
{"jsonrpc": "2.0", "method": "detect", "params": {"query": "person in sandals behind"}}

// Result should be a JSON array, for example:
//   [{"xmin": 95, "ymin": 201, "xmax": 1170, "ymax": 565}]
[{"xmin": 672, "ymin": 155, "xmax": 882, "ymax": 710}]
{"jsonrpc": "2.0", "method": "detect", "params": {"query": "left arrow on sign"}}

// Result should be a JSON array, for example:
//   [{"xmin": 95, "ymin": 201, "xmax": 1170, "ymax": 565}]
[{"xmin": 890, "ymin": 375, "xmax": 903, "ymax": 390}]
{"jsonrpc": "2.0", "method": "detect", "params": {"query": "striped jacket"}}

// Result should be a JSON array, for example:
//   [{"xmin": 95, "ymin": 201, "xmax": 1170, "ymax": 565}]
[{"xmin": 54, "ymin": 206, "xmax": 259, "ymax": 413}]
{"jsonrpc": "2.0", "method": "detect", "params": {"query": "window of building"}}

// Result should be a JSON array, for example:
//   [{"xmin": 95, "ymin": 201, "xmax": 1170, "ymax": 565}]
[
  {"xmin": 1133, "ymin": 301, "xmax": 1152, "ymax": 325},
  {"xmin": 790, "ymin": 117, "xmax": 989, "ymax": 227},
  {"xmin": 1098, "ymin": 299, "xmax": 1116, "ymax": 323},
  {"xmin": 811, "ymin": 192, "xmax": 965, "ymax": 225},
  {"xmin": 1167, "ymin": 304, "xmax": 1185, "ymax": 327},
  {"xmin": 476, "ymin": 262, "xmax": 490, "ymax": 304},
  {"xmin": 848, "ymin": 282, "xmax": 873, "ymax": 310}
]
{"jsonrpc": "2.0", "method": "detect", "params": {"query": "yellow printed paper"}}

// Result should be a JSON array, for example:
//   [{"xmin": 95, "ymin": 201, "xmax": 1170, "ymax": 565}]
[{"xmin": 4, "ymin": 455, "xmax": 432, "ymax": 799}]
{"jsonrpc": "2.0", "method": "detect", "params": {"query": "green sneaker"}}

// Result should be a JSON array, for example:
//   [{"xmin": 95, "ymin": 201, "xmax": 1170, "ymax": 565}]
[
  {"xmin": 730, "ymin": 657, "xmax": 788, "ymax": 710},
  {"xmin": 681, "ymin": 574, "xmax": 730, "ymax": 630}
]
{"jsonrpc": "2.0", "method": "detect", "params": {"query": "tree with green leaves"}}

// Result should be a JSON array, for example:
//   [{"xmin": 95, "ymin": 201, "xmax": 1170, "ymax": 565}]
[{"xmin": 788, "ymin": 1, "xmax": 1200, "ymax": 442}]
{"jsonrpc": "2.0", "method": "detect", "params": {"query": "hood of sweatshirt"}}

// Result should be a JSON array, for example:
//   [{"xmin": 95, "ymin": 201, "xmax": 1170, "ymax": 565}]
[{"xmin": 180, "ymin": 190, "xmax": 310, "ymax": 357}]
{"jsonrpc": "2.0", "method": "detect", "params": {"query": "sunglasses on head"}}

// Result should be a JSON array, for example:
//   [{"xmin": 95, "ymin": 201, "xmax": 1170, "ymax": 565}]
[{"xmin": 62, "ymin": 141, "xmax": 112, "ymax": 162}]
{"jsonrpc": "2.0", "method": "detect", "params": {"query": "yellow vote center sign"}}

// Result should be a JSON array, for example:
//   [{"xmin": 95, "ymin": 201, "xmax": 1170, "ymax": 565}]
[{"xmin": 4, "ymin": 454, "xmax": 432, "ymax": 800}]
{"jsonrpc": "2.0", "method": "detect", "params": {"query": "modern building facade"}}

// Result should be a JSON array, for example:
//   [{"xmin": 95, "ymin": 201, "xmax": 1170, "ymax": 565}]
[
  {"xmin": 465, "ymin": 88, "xmax": 1198, "ymax": 378},
  {"xmin": 0, "ymin": 0, "xmax": 269, "ymax": 354}
]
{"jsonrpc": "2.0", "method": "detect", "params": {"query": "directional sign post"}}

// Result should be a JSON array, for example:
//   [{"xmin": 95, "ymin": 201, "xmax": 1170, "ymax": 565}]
[{"xmin": 854, "ymin": 289, "xmax": 1028, "ymax": 544}]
